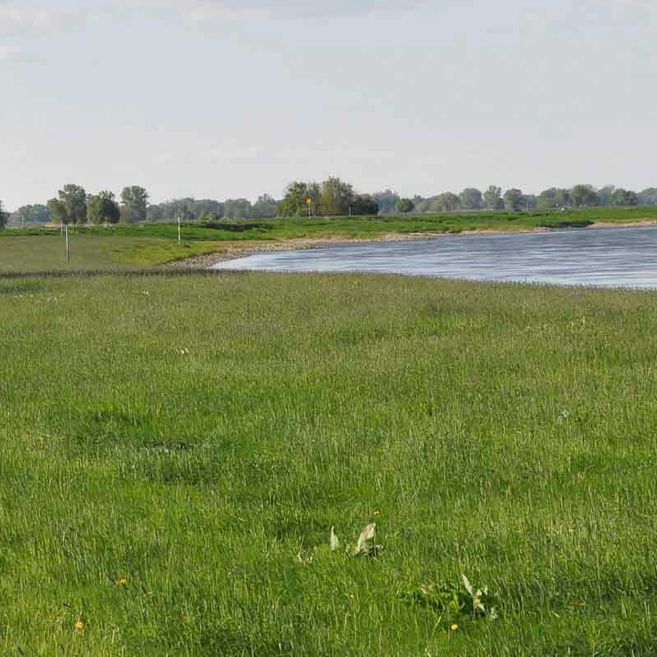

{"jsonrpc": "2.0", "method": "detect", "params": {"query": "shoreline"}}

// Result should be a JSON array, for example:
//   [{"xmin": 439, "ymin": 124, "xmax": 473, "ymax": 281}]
[{"xmin": 172, "ymin": 219, "xmax": 657, "ymax": 269}]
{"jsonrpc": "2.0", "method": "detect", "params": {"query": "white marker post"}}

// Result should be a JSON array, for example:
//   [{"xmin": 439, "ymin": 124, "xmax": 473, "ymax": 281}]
[
  {"xmin": 178, "ymin": 214, "xmax": 182, "ymax": 245},
  {"xmin": 65, "ymin": 224, "xmax": 70, "ymax": 263}
]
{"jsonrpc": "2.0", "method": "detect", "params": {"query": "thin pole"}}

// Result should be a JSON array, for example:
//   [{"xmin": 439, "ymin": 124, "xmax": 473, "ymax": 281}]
[
  {"xmin": 178, "ymin": 215, "xmax": 181, "ymax": 245},
  {"xmin": 65, "ymin": 224, "xmax": 70, "ymax": 263}
]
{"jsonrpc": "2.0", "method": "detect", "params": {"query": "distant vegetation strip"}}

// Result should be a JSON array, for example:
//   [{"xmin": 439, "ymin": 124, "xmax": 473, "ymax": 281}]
[{"xmin": 3, "ymin": 177, "xmax": 657, "ymax": 229}]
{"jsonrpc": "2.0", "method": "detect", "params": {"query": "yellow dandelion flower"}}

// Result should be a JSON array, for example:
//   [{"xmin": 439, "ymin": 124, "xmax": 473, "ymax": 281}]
[
  {"xmin": 373, "ymin": 510, "xmax": 382, "ymax": 517},
  {"xmin": 74, "ymin": 619, "xmax": 85, "ymax": 633},
  {"xmin": 118, "ymin": 577, "xmax": 128, "ymax": 586},
  {"xmin": 450, "ymin": 623, "xmax": 459, "ymax": 633}
]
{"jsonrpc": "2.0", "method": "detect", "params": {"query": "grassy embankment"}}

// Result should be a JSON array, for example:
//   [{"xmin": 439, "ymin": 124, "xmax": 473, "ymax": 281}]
[
  {"xmin": 2, "ymin": 271, "xmax": 657, "ymax": 655},
  {"xmin": 2, "ymin": 205, "xmax": 657, "ymax": 273}
]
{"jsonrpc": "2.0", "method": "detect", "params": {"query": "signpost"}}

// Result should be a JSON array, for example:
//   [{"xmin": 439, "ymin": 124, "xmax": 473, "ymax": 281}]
[{"xmin": 306, "ymin": 197, "xmax": 313, "ymax": 217}]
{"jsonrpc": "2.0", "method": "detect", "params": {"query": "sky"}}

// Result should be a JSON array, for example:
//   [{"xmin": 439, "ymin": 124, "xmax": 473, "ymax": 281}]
[{"xmin": 0, "ymin": 0, "xmax": 655, "ymax": 209}]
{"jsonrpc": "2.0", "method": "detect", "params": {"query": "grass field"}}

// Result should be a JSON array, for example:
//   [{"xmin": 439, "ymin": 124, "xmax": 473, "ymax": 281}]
[
  {"xmin": 3, "ymin": 270, "xmax": 657, "ymax": 655},
  {"xmin": 3, "ymin": 206, "xmax": 657, "ymax": 273}
]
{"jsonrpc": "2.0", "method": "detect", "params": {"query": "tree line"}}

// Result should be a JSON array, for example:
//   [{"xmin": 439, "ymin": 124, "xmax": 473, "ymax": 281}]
[
  {"xmin": 392, "ymin": 185, "xmax": 657, "ymax": 214},
  {"xmin": 3, "ymin": 180, "xmax": 657, "ymax": 228}
]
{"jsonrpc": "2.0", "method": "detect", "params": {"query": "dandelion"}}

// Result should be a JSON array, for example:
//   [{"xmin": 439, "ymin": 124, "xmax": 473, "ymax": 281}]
[
  {"xmin": 373, "ymin": 510, "xmax": 382, "ymax": 517},
  {"xmin": 118, "ymin": 577, "xmax": 128, "ymax": 586},
  {"xmin": 74, "ymin": 618, "xmax": 85, "ymax": 633},
  {"xmin": 450, "ymin": 623, "xmax": 459, "ymax": 633}
]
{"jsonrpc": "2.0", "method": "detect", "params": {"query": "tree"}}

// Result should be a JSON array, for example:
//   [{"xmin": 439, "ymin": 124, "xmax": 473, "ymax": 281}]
[
  {"xmin": 396, "ymin": 198, "xmax": 415, "ymax": 213},
  {"xmin": 120, "ymin": 186, "xmax": 149, "ymax": 223},
  {"xmin": 483, "ymin": 185, "xmax": 504, "ymax": 210},
  {"xmin": 537, "ymin": 187, "xmax": 571, "ymax": 210},
  {"xmin": 47, "ymin": 184, "xmax": 87, "ymax": 224},
  {"xmin": 351, "ymin": 194, "xmax": 379, "ymax": 216},
  {"xmin": 555, "ymin": 188, "xmax": 572, "ymax": 209},
  {"xmin": 224, "ymin": 198, "xmax": 253, "ymax": 219},
  {"xmin": 610, "ymin": 188, "xmax": 639, "ymax": 207},
  {"xmin": 12, "ymin": 204, "xmax": 50, "ymax": 226},
  {"xmin": 503, "ymin": 188, "xmax": 524, "ymax": 212},
  {"xmin": 0, "ymin": 200, "xmax": 7, "ymax": 229},
  {"xmin": 278, "ymin": 181, "xmax": 321, "ymax": 217},
  {"xmin": 597, "ymin": 185, "xmax": 616, "ymax": 207},
  {"xmin": 571, "ymin": 185, "xmax": 599, "ymax": 207},
  {"xmin": 317, "ymin": 177, "xmax": 354, "ymax": 216},
  {"xmin": 88, "ymin": 191, "xmax": 120, "ymax": 225},
  {"xmin": 252, "ymin": 194, "xmax": 279, "ymax": 218},
  {"xmin": 459, "ymin": 188, "xmax": 483, "ymax": 210},
  {"xmin": 431, "ymin": 192, "xmax": 460, "ymax": 212},
  {"xmin": 639, "ymin": 188, "xmax": 657, "ymax": 206},
  {"xmin": 523, "ymin": 194, "xmax": 537, "ymax": 210},
  {"xmin": 373, "ymin": 189, "xmax": 400, "ymax": 214}
]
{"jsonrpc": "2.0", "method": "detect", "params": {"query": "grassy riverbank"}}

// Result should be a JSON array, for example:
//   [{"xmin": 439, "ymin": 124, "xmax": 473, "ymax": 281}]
[
  {"xmin": 3, "ymin": 206, "xmax": 657, "ymax": 272},
  {"xmin": 2, "ymin": 271, "xmax": 657, "ymax": 655}
]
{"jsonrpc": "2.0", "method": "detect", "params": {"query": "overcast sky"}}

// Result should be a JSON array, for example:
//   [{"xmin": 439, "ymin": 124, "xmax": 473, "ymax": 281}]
[{"xmin": 0, "ymin": 0, "xmax": 655, "ymax": 209}]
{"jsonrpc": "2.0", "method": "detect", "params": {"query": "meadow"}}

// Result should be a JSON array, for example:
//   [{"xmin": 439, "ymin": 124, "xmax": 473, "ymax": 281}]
[
  {"xmin": 2, "ymin": 269, "xmax": 657, "ymax": 655},
  {"xmin": 3, "ymin": 205, "xmax": 657, "ymax": 273}
]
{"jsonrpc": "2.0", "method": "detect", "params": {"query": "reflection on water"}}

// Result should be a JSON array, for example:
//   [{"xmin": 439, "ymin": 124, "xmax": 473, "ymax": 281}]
[{"xmin": 213, "ymin": 226, "xmax": 657, "ymax": 289}]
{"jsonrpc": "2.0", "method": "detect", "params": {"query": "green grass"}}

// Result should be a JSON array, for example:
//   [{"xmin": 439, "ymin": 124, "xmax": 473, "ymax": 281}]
[
  {"xmin": 2, "ymin": 271, "xmax": 657, "ymax": 655},
  {"xmin": 3, "ymin": 206, "xmax": 657, "ymax": 273},
  {"xmin": 0, "ymin": 234, "xmax": 232, "ymax": 272}
]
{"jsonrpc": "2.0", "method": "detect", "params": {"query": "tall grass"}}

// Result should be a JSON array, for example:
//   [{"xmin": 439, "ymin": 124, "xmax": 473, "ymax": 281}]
[{"xmin": 2, "ymin": 272, "xmax": 657, "ymax": 655}]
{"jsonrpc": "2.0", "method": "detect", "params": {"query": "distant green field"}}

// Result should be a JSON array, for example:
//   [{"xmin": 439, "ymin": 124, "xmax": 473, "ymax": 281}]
[
  {"xmin": 3, "ymin": 271, "xmax": 657, "ymax": 655},
  {"xmin": 0, "ymin": 234, "xmax": 232, "ymax": 273},
  {"xmin": 2, "ymin": 206, "xmax": 657, "ymax": 273}
]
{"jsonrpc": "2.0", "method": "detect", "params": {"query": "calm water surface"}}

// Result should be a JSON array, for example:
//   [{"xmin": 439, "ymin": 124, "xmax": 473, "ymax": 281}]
[{"xmin": 214, "ymin": 226, "xmax": 657, "ymax": 289}]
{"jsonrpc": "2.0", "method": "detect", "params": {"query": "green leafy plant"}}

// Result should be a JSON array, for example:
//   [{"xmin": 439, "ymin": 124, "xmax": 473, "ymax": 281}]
[{"xmin": 402, "ymin": 575, "xmax": 498, "ymax": 623}]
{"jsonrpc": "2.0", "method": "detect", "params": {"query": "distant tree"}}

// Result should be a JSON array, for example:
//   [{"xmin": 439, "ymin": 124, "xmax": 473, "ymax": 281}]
[
  {"xmin": 11, "ymin": 204, "xmax": 50, "ymax": 226},
  {"xmin": 120, "ymin": 186, "xmax": 149, "ymax": 222},
  {"xmin": 523, "ymin": 194, "xmax": 538, "ymax": 210},
  {"xmin": 459, "ymin": 188, "xmax": 483, "ymax": 210},
  {"xmin": 503, "ymin": 188, "xmax": 524, "ymax": 211},
  {"xmin": 610, "ymin": 188, "xmax": 639, "ymax": 207},
  {"xmin": 252, "ymin": 194, "xmax": 279, "ymax": 218},
  {"xmin": 396, "ymin": 198, "xmax": 415, "ymax": 213},
  {"xmin": 432, "ymin": 192, "xmax": 460, "ymax": 212},
  {"xmin": 597, "ymin": 185, "xmax": 616, "ymax": 207},
  {"xmin": 47, "ymin": 198, "xmax": 67, "ymax": 225},
  {"xmin": 483, "ymin": 185, "xmax": 504, "ymax": 210},
  {"xmin": 0, "ymin": 200, "xmax": 7, "ymax": 229},
  {"xmin": 47, "ymin": 184, "xmax": 87, "ymax": 224},
  {"xmin": 412, "ymin": 198, "xmax": 430, "ymax": 213},
  {"xmin": 639, "ymin": 188, "xmax": 657, "ymax": 206},
  {"xmin": 317, "ymin": 177, "xmax": 354, "ymax": 216},
  {"xmin": 350, "ymin": 194, "xmax": 379, "ymax": 216},
  {"xmin": 147, "ymin": 198, "xmax": 223, "ymax": 223},
  {"xmin": 537, "ymin": 187, "xmax": 571, "ymax": 210},
  {"xmin": 278, "ymin": 181, "xmax": 321, "ymax": 217},
  {"xmin": 555, "ymin": 188, "xmax": 572, "ymax": 208},
  {"xmin": 537, "ymin": 188, "xmax": 558, "ymax": 210},
  {"xmin": 88, "ymin": 191, "xmax": 120, "ymax": 225},
  {"xmin": 224, "ymin": 198, "xmax": 254, "ymax": 219},
  {"xmin": 571, "ymin": 185, "xmax": 599, "ymax": 207},
  {"xmin": 373, "ymin": 189, "xmax": 400, "ymax": 214}
]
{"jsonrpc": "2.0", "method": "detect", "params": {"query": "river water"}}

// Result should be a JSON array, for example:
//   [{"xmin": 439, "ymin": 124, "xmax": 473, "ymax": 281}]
[{"xmin": 213, "ymin": 225, "xmax": 657, "ymax": 289}]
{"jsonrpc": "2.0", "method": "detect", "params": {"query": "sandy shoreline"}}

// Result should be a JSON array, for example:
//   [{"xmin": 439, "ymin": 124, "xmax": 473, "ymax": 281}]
[{"xmin": 173, "ymin": 220, "xmax": 657, "ymax": 269}]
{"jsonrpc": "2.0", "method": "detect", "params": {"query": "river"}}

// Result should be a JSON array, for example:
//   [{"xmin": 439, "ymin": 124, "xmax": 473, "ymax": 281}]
[{"xmin": 213, "ymin": 225, "xmax": 657, "ymax": 289}]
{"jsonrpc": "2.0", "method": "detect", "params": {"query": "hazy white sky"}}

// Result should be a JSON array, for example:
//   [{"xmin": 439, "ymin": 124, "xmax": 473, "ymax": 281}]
[{"xmin": 0, "ymin": 0, "xmax": 655, "ymax": 209}]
